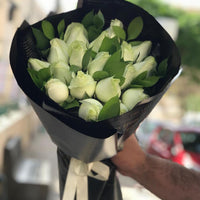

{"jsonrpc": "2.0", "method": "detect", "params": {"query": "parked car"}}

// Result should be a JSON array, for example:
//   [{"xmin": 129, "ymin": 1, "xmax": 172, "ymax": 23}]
[{"xmin": 147, "ymin": 125, "xmax": 200, "ymax": 170}]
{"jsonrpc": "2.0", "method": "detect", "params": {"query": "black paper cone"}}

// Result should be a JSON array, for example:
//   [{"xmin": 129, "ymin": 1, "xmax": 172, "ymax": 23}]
[
  {"xmin": 10, "ymin": 1, "xmax": 181, "ymax": 199},
  {"xmin": 10, "ymin": 0, "xmax": 180, "ymax": 162}
]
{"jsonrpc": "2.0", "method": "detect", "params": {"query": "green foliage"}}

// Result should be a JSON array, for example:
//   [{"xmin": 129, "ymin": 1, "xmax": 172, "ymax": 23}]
[
  {"xmin": 184, "ymin": 94, "xmax": 200, "ymax": 112},
  {"xmin": 127, "ymin": 16, "xmax": 143, "ymax": 41},
  {"xmin": 126, "ymin": 0, "xmax": 200, "ymax": 70},
  {"xmin": 27, "ymin": 67, "xmax": 51, "ymax": 89},
  {"xmin": 112, "ymin": 26, "xmax": 126, "ymax": 40},
  {"xmin": 99, "ymin": 36, "xmax": 120, "ymax": 54},
  {"xmin": 93, "ymin": 71, "xmax": 110, "ymax": 81},
  {"xmin": 82, "ymin": 48, "xmax": 93, "ymax": 71},
  {"xmin": 103, "ymin": 50, "xmax": 127, "ymax": 78},
  {"xmin": 62, "ymin": 100, "xmax": 80, "ymax": 110},
  {"xmin": 130, "ymin": 71, "xmax": 160, "ymax": 88},
  {"xmin": 41, "ymin": 20, "xmax": 55, "ymax": 40},
  {"xmin": 82, "ymin": 10, "xmax": 105, "ymax": 42},
  {"xmin": 98, "ymin": 96, "xmax": 120, "ymax": 121},
  {"xmin": 57, "ymin": 19, "xmax": 65, "ymax": 39},
  {"xmin": 31, "ymin": 27, "xmax": 50, "ymax": 50},
  {"xmin": 157, "ymin": 58, "xmax": 168, "ymax": 76},
  {"xmin": 70, "ymin": 65, "xmax": 81, "ymax": 73}
]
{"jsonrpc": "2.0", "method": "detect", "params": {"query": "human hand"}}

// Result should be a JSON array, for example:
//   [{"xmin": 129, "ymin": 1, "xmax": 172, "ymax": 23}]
[{"xmin": 111, "ymin": 134, "xmax": 146, "ymax": 178}]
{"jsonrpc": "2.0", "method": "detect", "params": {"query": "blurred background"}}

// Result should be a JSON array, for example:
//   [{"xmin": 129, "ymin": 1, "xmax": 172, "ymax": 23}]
[{"xmin": 0, "ymin": 0, "xmax": 200, "ymax": 199}]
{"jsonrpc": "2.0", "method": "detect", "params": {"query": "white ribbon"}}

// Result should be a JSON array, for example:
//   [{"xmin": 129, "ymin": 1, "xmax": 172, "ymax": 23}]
[{"xmin": 62, "ymin": 158, "xmax": 110, "ymax": 200}]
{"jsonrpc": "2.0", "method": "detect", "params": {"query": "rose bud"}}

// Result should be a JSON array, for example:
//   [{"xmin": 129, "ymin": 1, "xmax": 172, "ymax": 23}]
[
  {"xmin": 132, "ymin": 41, "xmax": 152, "ymax": 62},
  {"xmin": 28, "ymin": 58, "xmax": 50, "ymax": 71},
  {"xmin": 107, "ymin": 19, "xmax": 123, "ymax": 38},
  {"xmin": 78, "ymin": 98, "xmax": 103, "ymax": 122},
  {"xmin": 95, "ymin": 77, "xmax": 121, "ymax": 103},
  {"xmin": 64, "ymin": 22, "xmax": 89, "ymax": 47},
  {"xmin": 134, "ymin": 56, "xmax": 157, "ymax": 77},
  {"xmin": 48, "ymin": 38, "xmax": 68, "ymax": 64},
  {"xmin": 120, "ymin": 102, "xmax": 128, "ymax": 115},
  {"xmin": 87, "ymin": 52, "xmax": 110, "ymax": 76},
  {"xmin": 121, "ymin": 41, "xmax": 135, "ymax": 62},
  {"xmin": 45, "ymin": 78, "xmax": 69, "ymax": 104},
  {"xmin": 89, "ymin": 31, "xmax": 107, "ymax": 53},
  {"xmin": 50, "ymin": 61, "xmax": 73, "ymax": 85},
  {"xmin": 69, "ymin": 71, "xmax": 96, "ymax": 99},
  {"xmin": 122, "ymin": 88, "xmax": 149, "ymax": 111},
  {"xmin": 120, "ymin": 63, "xmax": 136, "ymax": 90},
  {"xmin": 68, "ymin": 41, "xmax": 87, "ymax": 69}
]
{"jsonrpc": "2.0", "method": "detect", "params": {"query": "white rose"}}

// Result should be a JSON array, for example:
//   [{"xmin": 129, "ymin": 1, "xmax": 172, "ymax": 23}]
[
  {"xmin": 89, "ymin": 31, "xmax": 107, "ymax": 53},
  {"xmin": 28, "ymin": 58, "xmax": 50, "ymax": 71},
  {"xmin": 120, "ymin": 102, "xmax": 128, "ymax": 115},
  {"xmin": 132, "ymin": 41, "xmax": 152, "ymax": 62},
  {"xmin": 50, "ymin": 61, "xmax": 73, "ymax": 85},
  {"xmin": 121, "ymin": 41, "xmax": 135, "ymax": 62},
  {"xmin": 122, "ymin": 88, "xmax": 149, "ymax": 111},
  {"xmin": 45, "ymin": 79, "xmax": 69, "ymax": 103},
  {"xmin": 69, "ymin": 71, "xmax": 96, "ymax": 99},
  {"xmin": 68, "ymin": 40, "xmax": 87, "ymax": 69},
  {"xmin": 64, "ymin": 22, "xmax": 89, "ymax": 47},
  {"xmin": 78, "ymin": 99, "xmax": 103, "ymax": 122},
  {"xmin": 121, "ymin": 63, "xmax": 136, "ymax": 90},
  {"xmin": 48, "ymin": 38, "xmax": 68, "ymax": 64},
  {"xmin": 95, "ymin": 77, "xmax": 121, "ymax": 103},
  {"xmin": 133, "ymin": 56, "xmax": 157, "ymax": 77},
  {"xmin": 87, "ymin": 52, "xmax": 110, "ymax": 76},
  {"xmin": 106, "ymin": 19, "xmax": 123, "ymax": 38}
]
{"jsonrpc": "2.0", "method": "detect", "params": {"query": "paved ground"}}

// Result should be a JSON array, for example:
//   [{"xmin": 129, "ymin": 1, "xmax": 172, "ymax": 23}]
[{"xmin": 24, "ymin": 129, "xmax": 160, "ymax": 200}]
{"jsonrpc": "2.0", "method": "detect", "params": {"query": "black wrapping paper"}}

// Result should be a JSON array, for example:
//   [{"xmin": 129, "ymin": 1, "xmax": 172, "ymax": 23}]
[
  {"xmin": 10, "ymin": 1, "xmax": 180, "ymax": 158},
  {"xmin": 10, "ymin": 0, "xmax": 181, "ymax": 199}
]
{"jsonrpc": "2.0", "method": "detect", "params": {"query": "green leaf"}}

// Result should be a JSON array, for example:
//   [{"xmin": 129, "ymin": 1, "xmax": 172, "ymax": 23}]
[
  {"xmin": 62, "ymin": 100, "xmax": 79, "ymax": 110},
  {"xmin": 93, "ymin": 10, "xmax": 105, "ymax": 29},
  {"xmin": 99, "ymin": 36, "xmax": 120, "ymax": 54},
  {"xmin": 57, "ymin": 19, "xmax": 65, "ymax": 37},
  {"xmin": 27, "ymin": 67, "xmax": 51, "ymax": 89},
  {"xmin": 88, "ymin": 25, "xmax": 101, "ymax": 42},
  {"xmin": 27, "ymin": 68, "xmax": 43, "ymax": 88},
  {"xmin": 70, "ymin": 65, "xmax": 81, "ymax": 73},
  {"xmin": 119, "ymin": 76, "xmax": 125, "ymax": 86},
  {"xmin": 129, "ymin": 84, "xmax": 143, "ymax": 88},
  {"xmin": 82, "ymin": 92, "xmax": 90, "ymax": 99},
  {"xmin": 103, "ymin": 50, "xmax": 127, "ymax": 78},
  {"xmin": 134, "ymin": 71, "xmax": 148, "ymax": 82},
  {"xmin": 59, "ymin": 32, "xmax": 64, "ymax": 40},
  {"xmin": 127, "ymin": 16, "xmax": 143, "ymax": 41},
  {"xmin": 39, "ymin": 68, "xmax": 51, "ymax": 83},
  {"xmin": 93, "ymin": 71, "xmax": 110, "ymax": 81},
  {"xmin": 132, "ymin": 75, "xmax": 160, "ymax": 88},
  {"xmin": 157, "ymin": 58, "xmax": 168, "ymax": 76},
  {"xmin": 91, "ymin": 51, "xmax": 97, "ymax": 59},
  {"xmin": 41, "ymin": 20, "xmax": 55, "ymax": 40},
  {"xmin": 98, "ymin": 96, "xmax": 120, "ymax": 121},
  {"xmin": 82, "ymin": 48, "xmax": 92, "ymax": 71},
  {"xmin": 129, "ymin": 41, "xmax": 143, "ymax": 46},
  {"xmin": 82, "ymin": 10, "xmax": 94, "ymax": 28},
  {"xmin": 40, "ymin": 48, "xmax": 50, "ymax": 58},
  {"xmin": 112, "ymin": 26, "xmax": 126, "ymax": 40},
  {"xmin": 32, "ymin": 27, "xmax": 50, "ymax": 50}
]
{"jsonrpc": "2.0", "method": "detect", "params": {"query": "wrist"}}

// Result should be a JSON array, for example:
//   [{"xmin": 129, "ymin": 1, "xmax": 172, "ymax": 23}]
[{"xmin": 130, "ymin": 151, "xmax": 148, "ymax": 179}]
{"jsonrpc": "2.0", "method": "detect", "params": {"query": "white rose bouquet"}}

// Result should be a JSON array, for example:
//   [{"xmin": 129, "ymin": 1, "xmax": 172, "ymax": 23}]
[
  {"xmin": 10, "ymin": 1, "xmax": 181, "ymax": 200},
  {"xmin": 27, "ymin": 10, "xmax": 168, "ymax": 122}
]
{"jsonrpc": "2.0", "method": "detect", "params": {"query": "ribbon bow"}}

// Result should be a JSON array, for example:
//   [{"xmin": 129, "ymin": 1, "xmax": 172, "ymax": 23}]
[{"xmin": 62, "ymin": 158, "xmax": 110, "ymax": 200}]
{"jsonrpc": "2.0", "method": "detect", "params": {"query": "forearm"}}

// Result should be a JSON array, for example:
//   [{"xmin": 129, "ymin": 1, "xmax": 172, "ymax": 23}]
[{"xmin": 132, "ymin": 153, "xmax": 200, "ymax": 200}]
